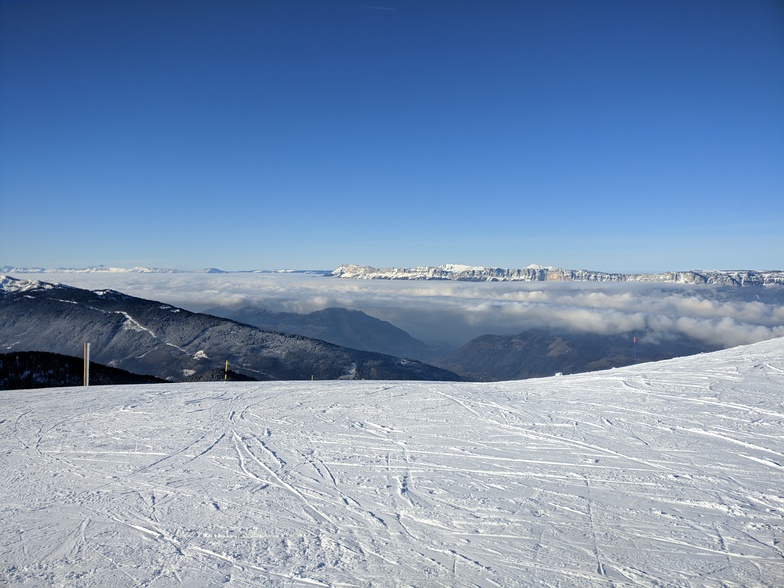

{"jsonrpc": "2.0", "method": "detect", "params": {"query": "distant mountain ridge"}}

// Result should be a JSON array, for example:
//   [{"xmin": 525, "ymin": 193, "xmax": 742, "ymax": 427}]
[
  {"xmin": 203, "ymin": 305, "xmax": 450, "ymax": 362},
  {"xmin": 1, "ymin": 265, "xmax": 185, "ymax": 274},
  {"xmin": 5, "ymin": 264, "xmax": 783, "ymax": 286},
  {"xmin": 0, "ymin": 276, "xmax": 462, "ymax": 382},
  {"xmin": 0, "ymin": 265, "xmax": 330, "ymax": 275},
  {"xmin": 433, "ymin": 329, "xmax": 723, "ymax": 381},
  {"xmin": 332, "ymin": 264, "xmax": 784, "ymax": 286},
  {"xmin": 0, "ymin": 275, "xmax": 759, "ymax": 383}
]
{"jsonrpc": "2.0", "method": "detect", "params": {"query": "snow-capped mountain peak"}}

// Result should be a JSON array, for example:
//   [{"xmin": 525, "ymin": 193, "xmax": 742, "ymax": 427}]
[{"xmin": 0, "ymin": 275, "xmax": 57, "ymax": 294}]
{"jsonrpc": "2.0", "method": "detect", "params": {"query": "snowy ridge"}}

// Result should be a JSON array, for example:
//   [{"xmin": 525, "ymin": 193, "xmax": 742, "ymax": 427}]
[
  {"xmin": 2, "ymin": 338, "xmax": 783, "ymax": 586},
  {"xmin": 0, "ymin": 275, "xmax": 62, "ymax": 294},
  {"xmin": 332, "ymin": 264, "xmax": 784, "ymax": 285}
]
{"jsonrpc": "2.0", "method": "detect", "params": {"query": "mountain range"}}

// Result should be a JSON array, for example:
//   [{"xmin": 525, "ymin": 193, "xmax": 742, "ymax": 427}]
[
  {"xmin": 332, "ymin": 263, "xmax": 784, "ymax": 285},
  {"xmin": 0, "ymin": 276, "xmax": 461, "ymax": 383},
  {"xmin": 0, "ymin": 265, "xmax": 330, "ymax": 275},
  {"xmin": 200, "ymin": 303, "xmax": 722, "ymax": 381},
  {"xmin": 203, "ymin": 304, "xmax": 451, "ymax": 361},
  {"xmin": 434, "ymin": 329, "xmax": 722, "ymax": 381},
  {"xmin": 5, "ymin": 263, "xmax": 783, "ymax": 286},
  {"xmin": 1, "ymin": 274, "xmax": 739, "ymax": 385}
]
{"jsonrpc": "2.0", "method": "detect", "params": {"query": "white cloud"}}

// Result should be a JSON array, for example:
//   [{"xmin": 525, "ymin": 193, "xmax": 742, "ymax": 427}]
[{"xmin": 14, "ymin": 272, "xmax": 784, "ymax": 349}]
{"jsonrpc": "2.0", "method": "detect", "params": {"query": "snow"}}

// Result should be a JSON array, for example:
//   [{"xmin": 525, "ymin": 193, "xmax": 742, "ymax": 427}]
[
  {"xmin": 329, "ymin": 265, "xmax": 784, "ymax": 285},
  {"xmin": 441, "ymin": 264, "xmax": 488, "ymax": 273},
  {"xmin": 2, "ymin": 339, "xmax": 783, "ymax": 586},
  {"xmin": 524, "ymin": 264, "xmax": 554, "ymax": 270},
  {"xmin": 0, "ymin": 276, "xmax": 55, "ymax": 294}
]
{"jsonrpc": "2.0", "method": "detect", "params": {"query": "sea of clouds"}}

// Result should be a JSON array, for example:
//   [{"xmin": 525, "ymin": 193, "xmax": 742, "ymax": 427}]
[{"xmin": 16, "ymin": 271, "xmax": 784, "ymax": 349}]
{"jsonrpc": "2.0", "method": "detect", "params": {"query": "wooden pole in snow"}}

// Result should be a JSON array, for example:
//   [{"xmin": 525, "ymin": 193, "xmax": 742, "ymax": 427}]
[{"xmin": 83, "ymin": 342, "xmax": 90, "ymax": 386}]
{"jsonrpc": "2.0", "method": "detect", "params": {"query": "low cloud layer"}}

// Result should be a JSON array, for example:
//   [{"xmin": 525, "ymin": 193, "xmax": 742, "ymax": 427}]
[{"xmin": 17, "ymin": 272, "xmax": 784, "ymax": 349}]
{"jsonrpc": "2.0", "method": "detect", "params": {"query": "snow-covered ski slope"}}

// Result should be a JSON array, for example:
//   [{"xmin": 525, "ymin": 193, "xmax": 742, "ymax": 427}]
[{"xmin": 2, "ymin": 339, "xmax": 783, "ymax": 587}]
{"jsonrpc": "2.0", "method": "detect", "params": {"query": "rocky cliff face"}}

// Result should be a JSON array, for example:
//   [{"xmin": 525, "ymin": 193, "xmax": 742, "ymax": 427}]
[{"xmin": 331, "ymin": 264, "xmax": 784, "ymax": 286}]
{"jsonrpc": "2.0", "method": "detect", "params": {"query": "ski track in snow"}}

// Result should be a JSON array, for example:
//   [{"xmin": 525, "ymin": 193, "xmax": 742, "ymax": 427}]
[{"xmin": 1, "ymin": 339, "xmax": 784, "ymax": 586}]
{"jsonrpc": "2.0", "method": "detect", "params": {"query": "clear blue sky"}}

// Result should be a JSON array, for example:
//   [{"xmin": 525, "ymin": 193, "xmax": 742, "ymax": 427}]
[{"xmin": 2, "ymin": 0, "xmax": 782, "ymax": 272}]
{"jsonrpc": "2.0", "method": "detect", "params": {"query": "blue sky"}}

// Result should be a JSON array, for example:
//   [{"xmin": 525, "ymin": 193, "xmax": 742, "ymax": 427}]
[{"xmin": 1, "ymin": 0, "xmax": 782, "ymax": 272}]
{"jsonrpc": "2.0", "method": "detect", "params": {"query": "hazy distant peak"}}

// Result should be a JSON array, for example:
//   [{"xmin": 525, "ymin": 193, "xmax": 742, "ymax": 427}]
[{"xmin": 1, "ymin": 265, "xmax": 183, "ymax": 274}]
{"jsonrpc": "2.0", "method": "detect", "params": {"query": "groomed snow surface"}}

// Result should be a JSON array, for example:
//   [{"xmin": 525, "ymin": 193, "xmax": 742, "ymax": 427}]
[{"xmin": 2, "ymin": 339, "xmax": 783, "ymax": 587}]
